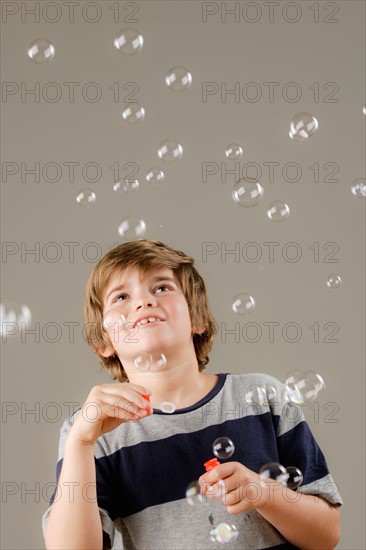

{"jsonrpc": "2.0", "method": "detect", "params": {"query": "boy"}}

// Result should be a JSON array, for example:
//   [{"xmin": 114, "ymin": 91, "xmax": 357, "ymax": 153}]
[{"xmin": 42, "ymin": 239, "xmax": 342, "ymax": 549}]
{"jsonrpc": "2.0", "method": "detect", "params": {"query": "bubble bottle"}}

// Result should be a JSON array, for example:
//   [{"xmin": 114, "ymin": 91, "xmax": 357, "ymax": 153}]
[{"xmin": 203, "ymin": 458, "xmax": 239, "ymax": 545}]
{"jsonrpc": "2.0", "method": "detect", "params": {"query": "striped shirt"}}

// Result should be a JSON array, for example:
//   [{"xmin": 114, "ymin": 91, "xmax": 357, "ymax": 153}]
[{"xmin": 42, "ymin": 372, "xmax": 342, "ymax": 549}]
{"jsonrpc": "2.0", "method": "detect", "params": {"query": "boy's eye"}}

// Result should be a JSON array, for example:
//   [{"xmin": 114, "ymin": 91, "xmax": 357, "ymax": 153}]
[
  {"xmin": 112, "ymin": 285, "xmax": 170, "ymax": 302},
  {"xmin": 155, "ymin": 285, "xmax": 171, "ymax": 293}
]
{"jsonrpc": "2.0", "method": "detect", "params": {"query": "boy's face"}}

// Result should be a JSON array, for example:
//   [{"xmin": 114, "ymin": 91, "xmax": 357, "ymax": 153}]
[{"xmin": 101, "ymin": 265, "xmax": 197, "ymax": 366}]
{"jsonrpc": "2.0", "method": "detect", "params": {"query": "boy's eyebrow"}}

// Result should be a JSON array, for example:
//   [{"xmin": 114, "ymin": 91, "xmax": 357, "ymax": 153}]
[{"xmin": 105, "ymin": 275, "xmax": 177, "ymax": 303}]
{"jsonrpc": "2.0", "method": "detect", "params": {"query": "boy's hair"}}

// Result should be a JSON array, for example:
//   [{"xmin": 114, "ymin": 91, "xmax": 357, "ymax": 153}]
[{"xmin": 84, "ymin": 240, "xmax": 218, "ymax": 382}]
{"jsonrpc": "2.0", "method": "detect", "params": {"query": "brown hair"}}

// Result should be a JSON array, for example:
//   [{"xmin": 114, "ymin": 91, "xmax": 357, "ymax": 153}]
[{"xmin": 83, "ymin": 240, "xmax": 217, "ymax": 382}]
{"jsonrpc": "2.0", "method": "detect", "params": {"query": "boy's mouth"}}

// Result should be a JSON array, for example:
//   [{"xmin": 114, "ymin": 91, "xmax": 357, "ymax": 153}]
[{"xmin": 133, "ymin": 316, "xmax": 165, "ymax": 328}]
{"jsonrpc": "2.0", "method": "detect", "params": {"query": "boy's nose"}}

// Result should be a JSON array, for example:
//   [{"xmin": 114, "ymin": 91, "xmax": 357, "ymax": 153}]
[{"xmin": 135, "ymin": 295, "xmax": 156, "ymax": 309}]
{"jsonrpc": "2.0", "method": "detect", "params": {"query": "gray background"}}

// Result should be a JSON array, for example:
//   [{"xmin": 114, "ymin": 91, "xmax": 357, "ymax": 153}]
[{"xmin": 1, "ymin": 1, "xmax": 365, "ymax": 548}]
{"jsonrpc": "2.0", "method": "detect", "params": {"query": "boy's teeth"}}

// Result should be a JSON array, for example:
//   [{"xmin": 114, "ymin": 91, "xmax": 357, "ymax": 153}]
[{"xmin": 136, "ymin": 317, "xmax": 160, "ymax": 327}]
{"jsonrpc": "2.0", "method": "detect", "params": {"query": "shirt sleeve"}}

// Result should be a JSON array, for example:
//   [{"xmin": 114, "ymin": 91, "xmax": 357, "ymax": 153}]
[
  {"xmin": 265, "ymin": 374, "xmax": 343, "ymax": 506},
  {"xmin": 41, "ymin": 410, "xmax": 116, "ymax": 549}
]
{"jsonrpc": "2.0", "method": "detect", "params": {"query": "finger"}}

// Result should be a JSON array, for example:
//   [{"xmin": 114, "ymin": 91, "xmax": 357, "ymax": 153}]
[
  {"xmin": 100, "ymin": 394, "xmax": 148, "ymax": 420},
  {"xmin": 199, "ymin": 462, "xmax": 238, "ymax": 485},
  {"xmin": 100, "ymin": 387, "xmax": 151, "ymax": 410},
  {"xmin": 203, "ymin": 480, "xmax": 227, "ymax": 499},
  {"xmin": 223, "ymin": 481, "xmax": 263, "ymax": 509},
  {"xmin": 127, "ymin": 384, "xmax": 152, "ymax": 396},
  {"xmin": 226, "ymin": 500, "xmax": 253, "ymax": 515}
]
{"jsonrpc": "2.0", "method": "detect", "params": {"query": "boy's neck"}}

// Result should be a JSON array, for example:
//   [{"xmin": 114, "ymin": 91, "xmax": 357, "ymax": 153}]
[{"xmin": 128, "ymin": 359, "xmax": 218, "ymax": 410}]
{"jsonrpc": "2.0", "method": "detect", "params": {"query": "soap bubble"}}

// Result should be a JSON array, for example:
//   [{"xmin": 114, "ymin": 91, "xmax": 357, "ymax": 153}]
[
  {"xmin": 118, "ymin": 217, "xmax": 146, "ymax": 239},
  {"xmin": 114, "ymin": 28, "xmax": 143, "ymax": 55},
  {"xmin": 225, "ymin": 144, "xmax": 243, "ymax": 160},
  {"xmin": 210, "ymin": 523, "xmax": 238, "ymax": 544},
  {"xmin": 27, "ymin": 39, "xmax": 55, "ymax": 63},
  {"xmin": 102, "ymin": 311, "xmax": 127, "ymax": 331},
  {"xmin": 113, "ymin": 179, "xmax": 139, "ymax": 193},
  {"xmin": 351, "ymin": 178, "xmax": 366, "ymax": 198},
  {"xmin": 326, "ymin": 274, "xmax": 342, "ymax": 289},
  {"xmin": 0, "ymin": 302, "xmax": 32, "ymax": 336},
  {"xmin": 245, "ymin": 384, "xmax": 277, "ymax": 406},
  {"xmin": 232, "ymin": 293, "xmax": 256, "ymax": 315},
  {"xmin": 186, "ymin": 481, "xmax": 205, "ymax": 506},
  {"xmin": 285, "ymin": 380, "xmax": 317, "ymax": 406},
  {"xmin": 134, "ymin": 351, "xmax": 167, "ymax": 372},
  {"xmin": 157, "ymin": 139, "xmax": 183, "ymax": 162},
  {"xmin": 267, "ymin": 200, "xmax": 290, "ymax": 221},
  {"xmin": 285, "ymin": 466, "xmax": 303, "ymax": 489},
  {"xmin": 289, "ymin": 112, "xmax": 318, "ymax": 141},
  {"xmin": 232, "ymin": 178, "xmax": 264, "ymax": 207},
  {"xmin": 121, "ymin": 103, "xmax": 145, "ymax": 124},
  {"xmin": 363, "ymin": 106, "xmax": 366, "ymax": 116},
  {"xmin": 285, "ymin": 370, "xmax": 318, "ymax": 405},
  {"xmin": 245, "ymin": 385, "xmax": 267, "ymax": 406},
  {"xmin": 102, "ymin": 311, "xmax": 127, "ymax": 344},
  {"xmin": 213, "ymin": 437, "xmax": 235, "ymax": 459},
  {"xmin": 146, "ymin": 168, "xmax": 165, "ymax": 185},
  {"xmin": 165, "ymin": 66, "xmax": 192, "ymax": 91},
  {"xmin": 159, "ymin": 401, "xmax": 176, "ymax": 414},
  {"xmin": 259, "ymin": 462, "xmax": 288, "ymax": 484},
  {"xmin": 305, "ymin": 371, "xmax": 325, "ymax": 394},
  {"xmin": 76, "ymin": 189, "xmax": 96, "ymax": 207},
  {"xmin": 265, "ymin": 385, "xmax": 277, "ymax": 401}
]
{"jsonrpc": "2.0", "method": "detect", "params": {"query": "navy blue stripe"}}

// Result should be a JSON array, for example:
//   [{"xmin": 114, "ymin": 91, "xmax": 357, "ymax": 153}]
[
  {"xmin": 277, "ymin": 422, "xmax": 329, "ymax": 486},
  {"xmin": 152, "ymin": 372, "xmax": 227, "ymax": 414},
  {"xmin": 49, "ymin": 416, "xmax": 330, "ymax": 521},
  {"xmin": 95, "ymin": 413, "xmax": 286, "ymax": 519}
]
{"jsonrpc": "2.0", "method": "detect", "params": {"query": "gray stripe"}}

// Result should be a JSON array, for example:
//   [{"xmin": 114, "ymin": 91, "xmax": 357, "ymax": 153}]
[{"xmin": 89, "ymin": 373, "xmax": 305, "ymax": 459}]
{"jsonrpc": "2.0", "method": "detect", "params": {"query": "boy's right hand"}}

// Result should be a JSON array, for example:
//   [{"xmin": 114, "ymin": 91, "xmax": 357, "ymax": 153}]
[{"xmin": 70, "ymin": 383, "xmax": 152, "ymax": 446}]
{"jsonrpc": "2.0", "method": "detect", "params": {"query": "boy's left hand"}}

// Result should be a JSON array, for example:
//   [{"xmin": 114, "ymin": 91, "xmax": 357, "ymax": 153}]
[{"xmin": 199, "ymin": 461, "xmax": 271, "ymax": 515}]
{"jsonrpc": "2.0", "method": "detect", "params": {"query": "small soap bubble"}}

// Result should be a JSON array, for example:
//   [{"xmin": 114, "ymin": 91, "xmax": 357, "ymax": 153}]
[
  {"xmin": 121, "ymin": 103, "xmax": 145, "ymax": 124},
  {"xmin": 76, "ymin": 189, "xmax": 96, "ymax": 207},
  {"xmin": 210, "ymin": 523, "xmax": 238, "ymax": 544},
  {"xmin": 267, "ymin": 200, "xmax": 290, "ymax": 221},
  {"xmin": 165, "ymin": 66, "xmax": 192, "ymax": 91},
  {"xmin": 114, "ymin": 28, "xmax": 143, "ymax": 55},
  {"xmin": 285, "ymin": 370, "xmax": 318, "ymax": 405},
  {"xmin": 102, "ymin": 310, "xmax": 127, "ymax": 331},
  {"xmin": 285, "ymin": 466, "xmax": 303, "ymax": 489},
  {"xmin": 259, "ymin": 462, "xmax": 288, "ymax": 485},
  {"xmin": 265, "ymin": 385, "xmax": 277, "ymax": 401},
  {"xmin": 118, "ymin": 217, "xmax": 146, "ymax": 239},
  {"xmin": 113, "ymin": 179, "xmax": 139, "ymax": 193},
  {"xmin": 232, "ymin": 293, "xmax": 256, "ymax": 315},
  {"xmin": 326, "ymin": 274, "xmax": 342, "ymax": 289},
  {"xmin": 305, "ymin": 371, "xmax": 325, "ymax": 394},
  {"xmin": 102, "ymin": 311, "xmax": 127, "ymax": 345},
  {"xmin": 362, "ymin": 106, "xmax": 366, "ymax": 116},
  {"xmin": 289, "ymin": 112, "xmax": 318, "ymax": 141},
  {"xmin": 245, "ymin": 385, "xmax": 267, "ymax": 406},
  {"xmin": 225, "ymin": 144, "xmax": 243, "ymax": 160},
  {"xmin": 157, "ymin": 139, "xmax": 183, "ymax": 162},
  {"xmin": 159, "ymin": 401, "xmax": 176, "ymax": 414},
  {"xmin": 0, "ymin": 302, "xmax": 32, "ymax": 336},
  {"xmin": 134, "ymin": 351, "xmax": 167, "ymax": 372},
  {"xmin": 27, "ymin": 39, "xmax": 55, "ymax": 63},
  {"xmin": 351, "ymin": 178, "xmax": 366, "ymax": 198},
  {"xmin": 213, "ymin": 437, "xmax": 235, "ymax": 459},
  {"xmin": 186, "ymin": 481, "xmax": 204, "ymax": 506},
  {"xmin": 232, "ymin": 178, "xmax": 264, "ymax": 207},
  {"xmin": 146, "ymin": 168, "xmax": 165, "ymax": 185}
]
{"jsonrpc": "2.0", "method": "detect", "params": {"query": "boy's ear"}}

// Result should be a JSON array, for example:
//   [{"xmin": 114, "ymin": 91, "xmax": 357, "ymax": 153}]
[
  {"xmin": 98, "ymin": 345, "xmax": 115, "ymax": 358},
  {"xmin": 193, "ymin": 323, "xmax": 207, "ymax": 335}
]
